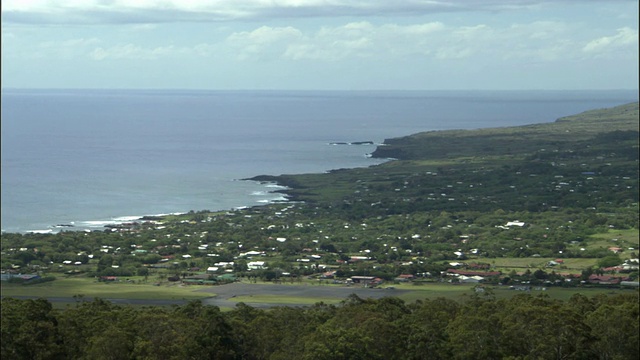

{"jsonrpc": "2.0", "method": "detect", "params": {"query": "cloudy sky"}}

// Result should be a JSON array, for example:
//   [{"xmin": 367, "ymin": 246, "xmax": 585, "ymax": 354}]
[{"xmin": 1, "ymin": 0, "xmax": 638, "ymax": 90}]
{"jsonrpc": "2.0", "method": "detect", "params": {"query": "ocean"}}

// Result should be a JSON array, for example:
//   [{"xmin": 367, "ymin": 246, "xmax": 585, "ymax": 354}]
[{"xmin": 1, "ymin": 89, "xmax": 637, "ymax": 233}]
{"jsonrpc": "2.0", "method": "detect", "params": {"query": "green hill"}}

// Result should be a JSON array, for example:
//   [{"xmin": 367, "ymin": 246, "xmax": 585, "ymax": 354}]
[{"xmin": 371, "ymin": 102, "xmax": 639, "ymax": 161}]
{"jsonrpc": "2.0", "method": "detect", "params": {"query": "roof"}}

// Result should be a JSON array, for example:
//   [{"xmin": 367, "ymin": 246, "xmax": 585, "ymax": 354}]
[
  {"xmin": 588, "ymin": 275, "xmax": 623, "ymax": 284},
  {"xmin": 217, "ymin": 274, "xmax": 236, "ymax": 281},
  {"xmin": 447, "ymin": 269, "xmax": 501, "ymax": 276},
  {"xmin": 1, "ymin": 274, "xmax": 41, "ymax": 281}
]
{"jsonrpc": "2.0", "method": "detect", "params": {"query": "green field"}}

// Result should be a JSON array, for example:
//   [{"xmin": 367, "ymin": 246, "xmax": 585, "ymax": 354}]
[
  {"xmin": 585, "ymin": 229, "xmax": 639, "ymax": 259},
  {"xmin": 0, "ymin": 276, "xmax": 212, "ymax": 300},
  {"xmin": 4, "ymin": 275, "xmax": 633, "ymax": 308},
  {"xmin": 489, "ymin": 257, "xmax": 599, "ymax": 273}
]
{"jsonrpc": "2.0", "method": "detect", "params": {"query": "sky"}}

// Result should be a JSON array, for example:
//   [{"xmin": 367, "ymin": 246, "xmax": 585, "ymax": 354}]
[{"xmin": 1, "ymin": 0, "xmax": 638, "ymax": 90}]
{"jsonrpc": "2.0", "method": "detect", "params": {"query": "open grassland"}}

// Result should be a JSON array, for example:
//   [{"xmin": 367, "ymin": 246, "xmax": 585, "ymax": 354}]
[
  {"xmin": 490, "ymin": 257, "xmax": 599, "ymax": 273},
  {"xmin": 0, "ymin": 276, "xmax": 212, "ymax": 300},
  {"xmin": 585, "ymin": 229, "xmax": 639, "ymax": 258}
]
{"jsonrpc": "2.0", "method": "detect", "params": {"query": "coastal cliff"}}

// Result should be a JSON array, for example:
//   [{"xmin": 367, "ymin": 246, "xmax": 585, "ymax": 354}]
[{"xmin": 371, "ymin": 102, "xmax": 639, "ymax": 161}]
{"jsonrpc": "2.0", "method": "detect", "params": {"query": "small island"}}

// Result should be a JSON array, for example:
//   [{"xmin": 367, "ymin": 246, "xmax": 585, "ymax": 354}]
[{"xmin": 329, "ymin": 140, "xmax": 375, "ymax": 145}]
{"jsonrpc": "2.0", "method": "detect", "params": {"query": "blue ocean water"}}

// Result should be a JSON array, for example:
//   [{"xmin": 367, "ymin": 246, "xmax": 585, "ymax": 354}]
[{"xmin": 1, "ymin": 89, "xmax": 637, "ymax": 233}]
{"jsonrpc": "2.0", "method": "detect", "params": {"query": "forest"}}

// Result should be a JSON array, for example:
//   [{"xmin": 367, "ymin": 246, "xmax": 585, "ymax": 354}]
[
  {"xmin": 2, "ymin": 291, "xmax": 638, "ymax": 360},
  {"xmin": 1, "ymin": 102, "xmax": 639, "ymax": 359}
]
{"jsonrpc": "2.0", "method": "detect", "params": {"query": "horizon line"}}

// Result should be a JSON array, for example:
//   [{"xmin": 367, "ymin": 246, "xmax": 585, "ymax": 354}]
[{"xmin": 2, "ymin": 87, "xmax": 639, "ymax": 92}]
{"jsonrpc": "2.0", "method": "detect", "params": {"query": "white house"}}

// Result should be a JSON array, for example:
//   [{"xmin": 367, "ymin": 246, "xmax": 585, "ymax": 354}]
[
  {"xmin": 459, "ymin": 275, "xmax": 484, "ymax": 283},
  {"xmin": 248, "ymin": 261, "xmax": 266, "ymax": 270}
]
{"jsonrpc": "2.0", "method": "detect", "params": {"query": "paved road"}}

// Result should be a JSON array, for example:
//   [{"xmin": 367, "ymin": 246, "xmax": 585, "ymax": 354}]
[{"xmin": 197, "ymin": 282, "xmax": 406, "ymax": 308}]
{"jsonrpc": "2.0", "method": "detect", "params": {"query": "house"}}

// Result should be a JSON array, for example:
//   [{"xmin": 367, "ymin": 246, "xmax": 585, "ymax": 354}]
[
  {"xmin": 468, "ymin": 262, "xmax": 490, "ymax": 270},
  {"xmin": 0, "ymin": 273, "xmax": 41, "ymax": 282},
  {"xmin": 447, "ymin": 269, "xmax": 501, "ymax": 277},
  {"xmin": 602, "ymin": 266, "xmax": 624, "ymax": 272},
  {"xmin": 214, "ymin": 262, "xmax": 234, "ymax": 268},
  {"xmin": 458, "ymin": 275, "xmax": 484, "ymax": 283},
  {"xmin": 349, "ymin": 256, "xmax": 370, "ymax": 262},
  {"xmin": 349, "ymin": 276, "xmax": 379, "ymax": 285},
  {"xmin": 394, "ymin": 274, "xmax": 415, "ymax": 282},
  {"xmin": 588, "ymin": 274, "xmax": 622, "ymax": 285},
  {"xmin": 248, "ymin": 261, "xmax": 266, "ymax": 270},
  {"xmin": 217, "ymin": 273, "xmax": 237, "ymax": 282},
  {"xmin": 321, "ymin": 271, "xmax": 337, "ymax": 279},
  {"xmin": 496, "ymin": 221, "xmax": 526, "ymax": 230},
  {"xmin": 239, "ymin": 250, "xmax": 264, "ymax": 257}
]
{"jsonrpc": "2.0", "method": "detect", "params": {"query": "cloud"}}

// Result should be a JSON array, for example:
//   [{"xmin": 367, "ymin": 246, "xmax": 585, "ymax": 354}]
[
  {"xmin": 3, "ymin": 36, "xmax": 101, "ymax": 59},
  {"xmin": 582, "ymin": 27, "xmax": 638, "ymax": 54},
  {"xmin": 8, "ymin": 18, "xmax": 625, "ymax": 67},
  {"xmin": 89, "ymin": 44, "xmax": 186, "ymax": 60},
  {"xmin": 227, "ymin": 21, "xmax": 446, "ymax": 61},
  {"xmin": 226, "ymin": 26, "xmax": 304, "ymax": 60},
  {"xmin": 1, "ymin": 0, "xmax": 622, "ymax": 24},
  {"xmin": 224, "ymin": 20, "xmax": 590, "ymax": 63}
]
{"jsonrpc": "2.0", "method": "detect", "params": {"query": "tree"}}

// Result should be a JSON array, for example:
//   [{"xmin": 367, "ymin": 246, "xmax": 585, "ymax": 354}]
[
  {"xmin": 136, "ymin": 267, "xmax": 149, "ymax": 277},
  {"xmin": 598, "ymin": 254, "xmax": 623, "ymax": 269},
  {"xmin": 446, "ymin": 310, "xmax": 503, "ymax": 359},
  {"xmin": 1, "ymin": 298, "xmax": 65, "ymax": 360},
  {"xmin": 404, "ymin": 298, "xmax": 460, "ymax": 359},
  {"xmin": 586, "ymin": 302, "xmax": 639, "ymax": 360},
  {"xmin": 84, "ymin": 326, "xmax": 134, "ymax": 360},
  {"xmin": 498, "ymin": 296, "xmax": 593, "ymax": 359}
]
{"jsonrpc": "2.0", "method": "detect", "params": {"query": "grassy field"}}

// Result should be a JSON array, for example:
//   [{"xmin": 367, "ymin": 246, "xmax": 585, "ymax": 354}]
[
  {"xmin": 585, "ymin": 229, "xmax": 639, "ymax": 259},
  {"xmin": 0, "ymin": 276, "xmax": 212, "ymax": 300},
  {"xmin": 489, "ymin": 257, "xmax": 599, "ymax": 274},
  {"xmin": 2, "ymin": 275, "xmax": 636, "ymax": 308}
]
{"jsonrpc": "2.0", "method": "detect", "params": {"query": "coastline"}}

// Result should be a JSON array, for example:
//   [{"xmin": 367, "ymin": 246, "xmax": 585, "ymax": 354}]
[
  {"xmin": 2, "ymin": 181, "xmax": 296, "ymax": 235},
  {"xmin": 3, "ymin": 144, "xmax": 384, "ymax": 235},
  {"xmin": 3, "ymin": 91, "xmax": 637, "ymax": 235}
]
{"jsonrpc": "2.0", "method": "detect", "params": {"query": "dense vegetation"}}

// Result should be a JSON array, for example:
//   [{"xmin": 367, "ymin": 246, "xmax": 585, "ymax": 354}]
[
  {"xmin": 2, "ymin": 292, "xmax": 638, "ymax": 360},
  {"xmin": 1, "ymin": 102, "xmax": 638, "ymax": 359}
]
